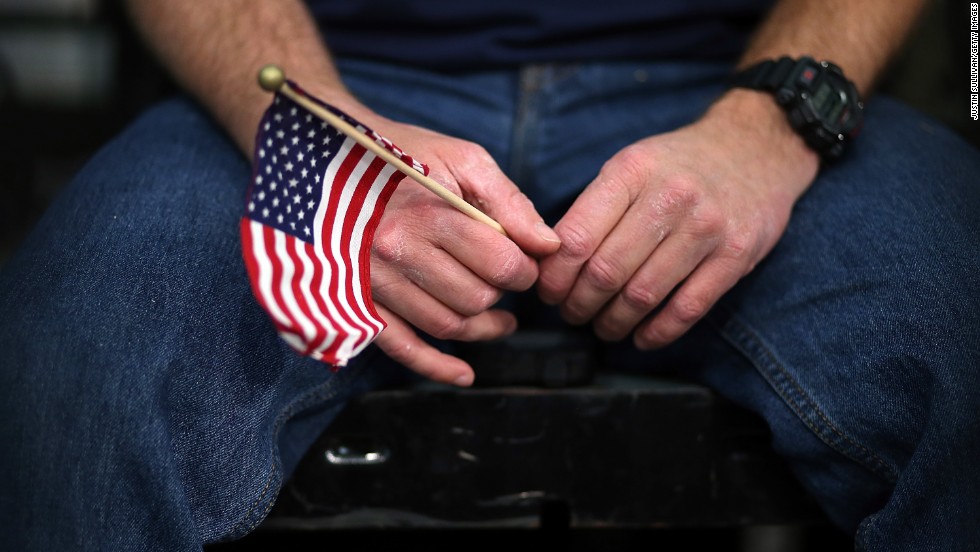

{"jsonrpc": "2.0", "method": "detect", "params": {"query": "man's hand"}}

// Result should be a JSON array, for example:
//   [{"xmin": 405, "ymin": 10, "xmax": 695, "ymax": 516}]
[
  {"xmin": 537, "ymin": 89, "xmax": 819, "ymax": 349},
  {"xmin": 353, "ymin": 115, "xmax": 562, "ymax": 386}
]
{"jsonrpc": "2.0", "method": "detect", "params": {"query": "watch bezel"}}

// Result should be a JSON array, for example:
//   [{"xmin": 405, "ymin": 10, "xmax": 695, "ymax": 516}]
[{"xmin": 778, "ymin": 59, "xmax": 864, "ymax": 161}]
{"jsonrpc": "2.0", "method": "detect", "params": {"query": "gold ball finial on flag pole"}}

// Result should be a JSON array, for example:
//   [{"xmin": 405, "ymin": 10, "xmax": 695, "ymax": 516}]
[
  {"xmin": 258, "ymin": 64, "xmax": 286, "ymax": 92},
  {"xmin": 254, "ymin": 63, "xmax": 508, "ymax": 236}
]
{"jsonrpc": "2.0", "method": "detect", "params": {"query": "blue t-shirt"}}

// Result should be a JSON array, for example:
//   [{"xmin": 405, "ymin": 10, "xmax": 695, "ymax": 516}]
[{"xmin": 307, "ymin": 0, "xmax": 773, "ymax": 70}]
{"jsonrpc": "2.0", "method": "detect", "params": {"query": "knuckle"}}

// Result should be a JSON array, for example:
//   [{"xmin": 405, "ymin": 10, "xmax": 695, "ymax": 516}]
[
  {"xmin": 583, "ymin": 255, "xmax": 628, "ymax": 293},
  {"xmin": 383, "ymin": 337, "xmax": 419, "ymax": 366},
  {"xmin": 452, "ymin": 142, "xmax": 496, "ymax": 179},
  {"xmin": 670, "ymin": 293, "xmax": 711, "ymax": 326},
  {"xmin": 592, "ymin": 317, "xmax": 620, "ymax": 341},
  {"xmin": 413, "ymin": 200, "xmax": 448, "ymax": 226},
  {"xmin": 369, "ymin": 276, "xmax": 397, "ymax": 301},
  {"xmin": 462, "ymin": 287, "xmax": 502, "ymax": 315},
  {"xmin": 722, "ymin": 232, "xmax": 752, "ymax": 260},
  {"xmin": 458, "ymin": 141, "xmax": 492, "ymax": 162},
  {"xmin": 489, "ymin": 249, "xmax": 533, "ymax": 289},
  {"xmin": 690, "ymin": 203, "xmax": 726, "ymax": 237},
  {"xmin": 372, "ymin": 228, "xmax": 408, "ymax": 264},
  {"xmin": 657, "ymin": 182, "xmax": 702, "ymax": 216},
  {"xmin": 535, "ymin": 267, "xmax": 569, "ymax": 303},
  {"xmin": 451, "ymin": 142, "xmax": 503, "ymax": 194},
  {"xmin": 428, "ymin": 169, "xmax": 463, "ymax": 197},
  {"xmin": 504, "ymin": 188, "xmax": 534, "ymax": 213},
  {"xmin": 561, "ymin": 299, "xmax": 591, "ymax": 324},
  {"xmin": 611, "ymin": 145, "xmax": 651, "ymax": 183},
  {"xmin": 430, "ymin": 204, "xmax": 471, "ymax": 237},
  {"xmin": 637, "ymin": 322, "xmax": 669, "ymax": 349},
  {"xmin": 429, "ymin": 313, "xmax": 467, "ymax": 340},
  {"xmin": 621, "ymin": 283, "xmax": 661, "ymax": 312},
  {"xmin": 557, "ymin": 223, "xmax": 597, "ymax": 260}
]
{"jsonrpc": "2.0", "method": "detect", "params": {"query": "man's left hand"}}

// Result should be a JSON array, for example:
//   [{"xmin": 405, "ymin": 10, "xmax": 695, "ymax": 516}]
[{"xmin": 537, "ymin": 89, "xmax": 821, "ymax": 349}]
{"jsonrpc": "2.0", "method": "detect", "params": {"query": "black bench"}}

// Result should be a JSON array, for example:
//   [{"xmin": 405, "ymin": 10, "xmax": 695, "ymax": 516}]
[{"xmin": 209, "ymin": 333, "xmax": 853, "ymax": 551}]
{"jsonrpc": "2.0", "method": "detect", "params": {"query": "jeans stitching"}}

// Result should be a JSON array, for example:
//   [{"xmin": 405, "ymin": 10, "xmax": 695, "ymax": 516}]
[
  {"xmin": 709, "ymin": 309, "xmax": 899, "ymax": 482},
  {"xmin": 508, "ymin": 65, "xmax": 542, "ymax": 185},
  {"xmin": 224, "ymin": 464, "xmax": 279, "ymax": 540},
  {"xmin": 854, "ymin": 513, "xmax": 877, "ymax": 551},
  {"xmin": 221, "ymin": 355, "xmax": 370, "ymax": 540}
]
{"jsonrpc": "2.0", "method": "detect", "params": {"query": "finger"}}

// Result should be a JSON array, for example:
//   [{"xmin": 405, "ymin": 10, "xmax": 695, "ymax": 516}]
[
  {"xmin": 438, "ymin": 215, "xmax": 540, "ymax": 292},
  {"xmin": 373, "ymin": 270, "xmax": 518, "ymax": 342},
  {"xmin": 556, "ymin": 199, "xmax": 673, "ymax": 325},
  {"xmin": 537, "ymin": 176, "xmax": 632, "ymax": 305},
  {"xmin": 589, "ymin": 233, "xmax": 715, "ymax": 340},
  {"xmin": 374, "ymin": 304, "xmax": 474, "ymax": 386},
  {"xmin": 373, "ymin": 197, "xmax": 539, "ymax": 292},
  {"xmin": 374, "ymin": 244, "xmax": 503, "ymax": 316},
  {"xmin": 450, "ymin": 146, "xmax": 562, "ymax": 257},
  {"xmin": 633, "ymin": 255, "xmax": 742, "ymax": 350}
]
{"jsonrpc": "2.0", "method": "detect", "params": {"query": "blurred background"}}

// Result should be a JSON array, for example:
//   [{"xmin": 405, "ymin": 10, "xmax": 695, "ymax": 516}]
[{"xmin": 0, "ymin": 0, "xmax": 174, "ymax": 265}]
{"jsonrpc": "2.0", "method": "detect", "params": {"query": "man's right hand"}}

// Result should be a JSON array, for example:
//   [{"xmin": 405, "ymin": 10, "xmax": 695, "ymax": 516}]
[
  {"xmin": 124, "ymin": 0, "xmax": 561, "ymax": 385},
  {"xmin": 350, "ymin": 114, "xmax": 562, "ymax": 386}
]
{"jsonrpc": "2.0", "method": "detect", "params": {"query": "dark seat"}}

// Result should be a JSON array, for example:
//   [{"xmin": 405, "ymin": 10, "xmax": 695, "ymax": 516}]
[
  {"xmin": 206, "ymin": 336, "xmax": 856, "ymax": 551},
  {"xmin": 214, "ymin": 369, "xmax": 855, "ymax": 551},
  {"xmin": 264, "ymin": 373, "xmax": 827, "ymax": 530}
]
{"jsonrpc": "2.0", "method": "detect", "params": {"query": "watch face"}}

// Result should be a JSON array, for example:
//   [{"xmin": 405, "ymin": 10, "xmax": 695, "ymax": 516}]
[
  {"xmin": 740, "ymin": 57, "xmax": 865, "ymax": 161},
  {"xmin": 800, "ymin": 66, "xmax": 862, "ymax": 140},
  {"xmin": 811, "ymin": 80, "xmax": 848, "ymax": 127}
]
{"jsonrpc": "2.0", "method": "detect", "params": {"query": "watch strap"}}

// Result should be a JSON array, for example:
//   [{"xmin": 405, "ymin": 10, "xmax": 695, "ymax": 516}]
[{"xmin": 731, "ymin": 56, "xmax": 800, "ymax": 91}]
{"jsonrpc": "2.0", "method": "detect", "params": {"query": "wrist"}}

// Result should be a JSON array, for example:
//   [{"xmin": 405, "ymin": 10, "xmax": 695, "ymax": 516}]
[
  {"xmin": 300, "ymin": 80, "xmax": 401, "ymax": 137},
  {"xmin": 729, "ymin": 56, "xmax": 864, "ymax": 162},
  {"xmin": 232, "ymin": 74, "xmax": 385, "ymax": 156},
  {"xmin": 701, "ymin": 88, "xmax": 820, "ymax": 196}
]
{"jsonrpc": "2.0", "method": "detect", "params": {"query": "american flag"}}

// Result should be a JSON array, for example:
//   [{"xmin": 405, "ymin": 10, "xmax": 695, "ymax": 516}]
[{"xmin": 240, "ymin": 81, "xmax": 428, "ymax": 367}]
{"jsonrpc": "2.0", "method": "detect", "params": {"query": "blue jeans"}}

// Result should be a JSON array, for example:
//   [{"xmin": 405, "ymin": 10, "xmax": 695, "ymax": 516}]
[{"xmin": 1, "ymin": 59, "xmax": 978, "ymax": 551}]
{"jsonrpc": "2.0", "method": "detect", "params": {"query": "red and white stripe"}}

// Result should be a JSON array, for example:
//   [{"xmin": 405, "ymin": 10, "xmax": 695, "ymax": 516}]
[{"xmin": 241, "ymin": 136, "xmax": 404, "ymax": 367}]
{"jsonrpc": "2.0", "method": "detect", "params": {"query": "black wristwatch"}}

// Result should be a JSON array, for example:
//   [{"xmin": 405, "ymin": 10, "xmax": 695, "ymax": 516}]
[{"xmin": 731, "ymin": 56, "xmax": 864, "ymax": 162}]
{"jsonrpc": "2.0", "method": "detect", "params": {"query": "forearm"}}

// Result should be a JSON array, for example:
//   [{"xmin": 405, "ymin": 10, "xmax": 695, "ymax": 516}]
[
  {"xmin": 125, "ymin": 0, "xmax": 358, "ymax": 153},
  {"xmin": 702, "ymin": 0, "xmax": 929, "ymax": 199},
  {"xmin": 738, "ymin": 0, "xmax": 928, "ymax": 95}
]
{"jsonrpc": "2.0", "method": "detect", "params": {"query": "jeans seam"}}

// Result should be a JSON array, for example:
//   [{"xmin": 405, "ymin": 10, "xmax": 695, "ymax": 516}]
[
  {"xmin": 220, "ymin": 355, "xmax": 369, "ymax": 540},
  {"xmin": 508, "ymin": 64, "xmax": 543, "ymax": 185},
  {"xmin": 709, "ymin": 309, "xmax": 899, "ymax": 483},
  {"xmin": 854, "ymin": 514, "xmax": 877, "ymax": 552},
  {"xmin": 224, "ymin": 464, "xmax": 279, "ymax": 540}
]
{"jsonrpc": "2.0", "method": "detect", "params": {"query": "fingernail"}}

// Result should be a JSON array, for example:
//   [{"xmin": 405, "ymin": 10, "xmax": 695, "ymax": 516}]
[
  {"xmin": 453, "ymin": 373, "xmax": 474, "ymax": 387},
  {"xmin": 535, "ymin": 222, "xmax": 561, "ymax": 243}
]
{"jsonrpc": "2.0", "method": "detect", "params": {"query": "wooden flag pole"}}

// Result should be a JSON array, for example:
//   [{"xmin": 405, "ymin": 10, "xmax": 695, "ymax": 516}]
[{"xmin": 257, "ymin": 65, "xmax": 507, "ymax": 236}]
